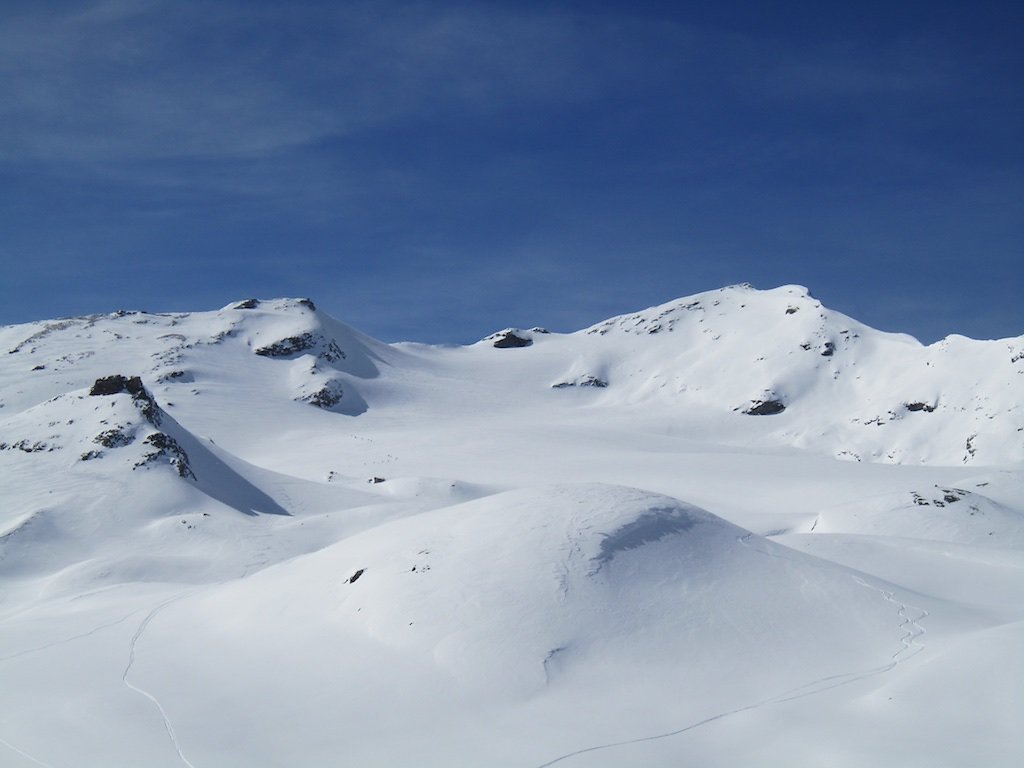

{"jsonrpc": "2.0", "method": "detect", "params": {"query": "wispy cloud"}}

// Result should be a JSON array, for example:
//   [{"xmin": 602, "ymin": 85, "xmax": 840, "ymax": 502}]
[{"xmin": 0, "ymin": 1, "xmax": 611, "ymax": 165}]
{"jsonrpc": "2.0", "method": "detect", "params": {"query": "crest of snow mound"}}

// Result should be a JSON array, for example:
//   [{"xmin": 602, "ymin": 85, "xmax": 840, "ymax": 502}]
[
  {"xmin": 591, "ymin": 504, "xmax": 700, "ymax": 567},
  {"xmin": 184, "ymin": 482, "xmax": 900, "ymax": 711}
]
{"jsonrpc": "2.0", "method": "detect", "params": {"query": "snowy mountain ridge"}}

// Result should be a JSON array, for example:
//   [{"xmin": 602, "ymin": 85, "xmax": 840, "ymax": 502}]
[
  {"xmin": 3, "ymin": 283, "xmax": 1018, "ymax": 467},
  {"xmin": 1, "ymin": 284, "xmax": 1022, "ymax": 768}
]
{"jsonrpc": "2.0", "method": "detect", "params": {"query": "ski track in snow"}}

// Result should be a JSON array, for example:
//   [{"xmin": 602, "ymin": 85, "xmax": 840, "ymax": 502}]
[
  {"xmin": 0, "ymin": 608, "xmax": 144, "ymax": 663},
  {"xmin": 0, "ymin": 736, "xmax": 57, "ymax": 768},
  {"xmin": 0, "ymin": 606, "xmax": 152, "ymax": 768},
  {"xmin": 533, "ymin": 534, "xmax": 929, "ymax": 768},
  {"xmin": 122, "ymin": 591, "xmax": 202, "ymax": 768},
  {"xmin": 0, "ymin": 540, "xmax": 272, "ymax": 768}
]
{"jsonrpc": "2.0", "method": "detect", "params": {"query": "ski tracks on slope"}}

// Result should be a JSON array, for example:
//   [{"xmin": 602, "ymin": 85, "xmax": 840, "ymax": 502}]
[
  {"xmin": 122, "ymin": 525, "xmax": 285, "ymax": 767},
  {"xmin": 533, "ymin": 533, "xmax": 929, "ymax": 768},
  {"xmin": 0, "ymin": 605, "xmax": 150, "ymax": 768},
  {"xmin": 122, "ymin": 590, "xmax": 202, "ymax": 768},
  {"xmin": 0, "ymin": 600, "xmax": 191, "ymax": 768}
]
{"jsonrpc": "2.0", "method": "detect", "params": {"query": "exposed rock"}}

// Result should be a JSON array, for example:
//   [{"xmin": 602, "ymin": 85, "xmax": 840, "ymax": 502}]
[
  {"xmin": 156, "ymin": 369, "xmax": 193, "ymax": 384},
  {"xmin": 785, "ymin": 307, "xmax": 798, "ymax": 315},
  {"xmin": 133, "ymin": 432, "xmax": 195, "ymax": 479},
  {"xmin": 347, "ymin": 568, "xmax": 365, "ymax": 583},
  {"xmin": 492, "ymin": 331, "xmax": 532, "ymax": 349},
  {"xmin": 88, "ymin": 375, "xmax": 163, "ymax": 426},
  {"xmin": 320, "ymin": 340, "xmax": 345, "ymax": 363},
  {"xmin": 299, "ymin": 380, "xmax": 344, "ymax": 409},
  {"xmin": 255, "ymin": 334, "xmax": 317, "ymax": 358},
  {"xmin": 368, "ymin": 476, "xmax": 385, "ymax": 484},
  {"xmin": 0, "ymin": 440, "xmax": 53, "ymax": 453},
  {"xmin": 93, "ymin": 427, "xmax": 135, "ymax": 448},
  {"xmin": 911, "ymin": 488, "xmax": 967, "ymax": 507},
  {"xmin": 553, "ymin": 375, "xmax": 608, "ymax": 389},
  {"xmin": 231, "ymin": 299, "xmax": 260, "ymax": 310},
  {"xmin": 821, "ymin": 342, "xmax": 835, "ymax": 357},
  {"xmin": 255, "ymin": 333, "xmax": 345, "ymax": 362},
  {"xmin": 90, "ymin": 374, "xmax": 141, "ymax": 396},
  {"xmin": 744, "ymin": 399, "xmax": 786, "ymax": 416},
  {"xmin": 79, "ymin": 450, "xmax": 103, "ymax": 461},
  {"xmin": 297, "ymin": 298, "xmax": 316, "ymax": 311},
  {"xmin": 906, "ymin": 402, "xmax": 936, "ymax": 413}
]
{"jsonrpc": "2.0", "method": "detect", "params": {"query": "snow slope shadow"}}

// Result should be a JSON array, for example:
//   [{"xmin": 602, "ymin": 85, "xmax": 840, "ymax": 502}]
[{"xmin": 162, "ymin": 419, "xmax": 290, "ymax": 517}]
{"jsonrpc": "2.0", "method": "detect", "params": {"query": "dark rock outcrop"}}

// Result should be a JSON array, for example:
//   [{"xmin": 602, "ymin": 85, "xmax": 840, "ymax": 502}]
[
  {"xmin": 0, "ymin": 440, "xmax": 53, "ymax": 453},
  {"xmin": 134, "ymin": 432, "xmax": 195, "ymax": 479},
  {"xmin": 90, "ymin": 374, "xmax": 143, "ymax": 396},
  {"xmin": 553, "ymin": 376, "xmax": 608, "ymax": 389},
  {"xmin": 299, "ymin": 380, "xmax": 345, "ymax": 409},
  {"xmin": 94, "ymin": 427, "xmax": 135, "ymax": 448},
  {"xmin": 492, "ymin": 331, "xmax": 532, "ymax": 349},
  {"xmin": 89, "ymin": 375, "xmax": 162, "ymax": 425},
  {"xmin": 255, "ymin": 334, "xmax": 317, "ymax": 358},
  {"xmin": 255, "ymin": 333, "xmax": 345, "ymax": 362},
  {"xmin": 744, "ymin": 399, "xmax": 786, "ymax": 416}
]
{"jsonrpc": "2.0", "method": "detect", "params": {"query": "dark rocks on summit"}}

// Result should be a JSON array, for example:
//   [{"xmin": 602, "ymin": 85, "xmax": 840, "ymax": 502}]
[
  {"xmin": 90, "ymin": 374, "xmax": 146, "ymax": 397},
  {"xmin": 231, "ymin": 299, "xmax": 260, "ymax": 310},
  {"xmin": 89, "ymin": 375, "xmax": 162, "ymax": 425},
  {"xmin": 492, "ymin": 331, "xmax": 532, "ymax": 349}
]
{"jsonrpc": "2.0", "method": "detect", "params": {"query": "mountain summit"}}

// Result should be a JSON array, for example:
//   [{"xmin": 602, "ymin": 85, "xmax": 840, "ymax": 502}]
[{"xmin": 2, "ymin": 284, "xmax": 1020, "ymax": 467}]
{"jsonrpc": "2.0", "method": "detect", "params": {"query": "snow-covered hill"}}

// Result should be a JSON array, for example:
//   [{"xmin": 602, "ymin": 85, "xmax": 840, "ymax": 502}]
[{"xmin": 1, "ymin": 285, "xmax": 1021, "ymax": 767}]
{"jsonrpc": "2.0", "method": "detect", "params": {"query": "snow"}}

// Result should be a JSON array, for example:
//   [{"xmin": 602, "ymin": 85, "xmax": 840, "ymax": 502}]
[{"xmin": 1, "ymin": 285, "xmax": 1021, "ymax": 766}]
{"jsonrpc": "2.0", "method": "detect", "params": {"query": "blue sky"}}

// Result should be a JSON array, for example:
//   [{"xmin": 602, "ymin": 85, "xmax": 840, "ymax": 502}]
[{"xmin": 1, "ymin": 0, "xmax": 1020, "ymax": 343}]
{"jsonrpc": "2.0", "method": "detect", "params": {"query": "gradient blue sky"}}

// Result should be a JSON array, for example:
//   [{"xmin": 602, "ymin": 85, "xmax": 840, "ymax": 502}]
[{"xmin": 1, "ymin": 0, "xmax": 1021, "ymax": 343}]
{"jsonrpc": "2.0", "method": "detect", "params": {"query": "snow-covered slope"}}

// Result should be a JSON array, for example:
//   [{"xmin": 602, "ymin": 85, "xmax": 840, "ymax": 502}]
[{"xmin": 1, "ymin": 285, "xmax": 1021, "ymax": 767}]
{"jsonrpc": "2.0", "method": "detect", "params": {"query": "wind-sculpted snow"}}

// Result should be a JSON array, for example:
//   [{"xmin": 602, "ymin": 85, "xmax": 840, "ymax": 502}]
[
  {"xmin": 0, "ymin": 285, "xmax": 1022, "ymax": 767},
  {"xmin": 592, "ymin": 505, "xmax": 699, "ymax": 567}
]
